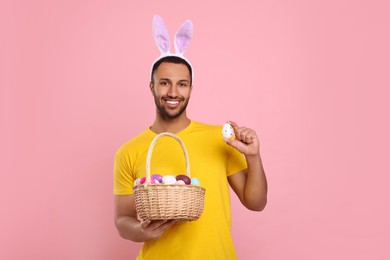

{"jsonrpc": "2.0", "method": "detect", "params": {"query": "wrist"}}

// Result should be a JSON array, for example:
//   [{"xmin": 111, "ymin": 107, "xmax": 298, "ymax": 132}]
[{"xmin": 245, "ymin": 153, "xmax": 261, "ymax": 162}]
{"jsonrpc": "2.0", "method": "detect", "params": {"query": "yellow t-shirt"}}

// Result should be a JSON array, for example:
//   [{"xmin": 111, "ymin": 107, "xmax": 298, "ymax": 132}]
[{"xmin": 114, "ymin": 121, "xmax": 247, "ymax": 260}]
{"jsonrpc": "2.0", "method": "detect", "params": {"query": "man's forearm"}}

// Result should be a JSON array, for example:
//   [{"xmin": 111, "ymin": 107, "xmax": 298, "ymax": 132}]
[
  {"xmin": 115, "ymin": 216, "xmax": 147, "ymax": 242},
  {"xmin": 244, "ymin": 154, "xmax": 268, "ymax": 211}
]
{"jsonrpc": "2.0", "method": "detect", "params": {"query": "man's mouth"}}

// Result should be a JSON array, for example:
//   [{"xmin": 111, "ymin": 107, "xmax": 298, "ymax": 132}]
[
  {"xmin": 164, "ymin": 99, "xmax": 181, "ymax": 108},
  {"xmin": 167, "ymin": 100, "xmax": 179, "ymax": 105}
]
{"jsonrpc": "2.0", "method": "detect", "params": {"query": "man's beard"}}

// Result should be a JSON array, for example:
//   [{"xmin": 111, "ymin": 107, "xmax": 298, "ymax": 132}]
[{"xmin": 153, "ymin": 94, "xmax": 189, "ymax": 120}]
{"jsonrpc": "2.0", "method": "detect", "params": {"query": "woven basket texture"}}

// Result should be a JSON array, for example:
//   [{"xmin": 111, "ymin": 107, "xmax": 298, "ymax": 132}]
[{"xmin": 134, "ymin": 132, "xmax": 205, "ymax": 222}]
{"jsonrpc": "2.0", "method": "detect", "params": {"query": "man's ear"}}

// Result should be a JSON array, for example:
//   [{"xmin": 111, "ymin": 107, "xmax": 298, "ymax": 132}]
[{"xmin": 149, "ymin": 82, "xmax": 154, "ymax": 94}]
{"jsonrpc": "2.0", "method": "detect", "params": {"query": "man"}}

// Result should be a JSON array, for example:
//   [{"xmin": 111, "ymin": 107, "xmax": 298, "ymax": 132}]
[{"xmin": 114, "ymin": 16, "xmax": 267, "ymax": 259}]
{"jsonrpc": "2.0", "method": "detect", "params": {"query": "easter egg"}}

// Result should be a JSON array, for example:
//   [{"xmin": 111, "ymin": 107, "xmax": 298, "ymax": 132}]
[
  {"xmin": 151, "ymin": 174, "xmax": 163, "ymax": 183},
  {"xmin": 150, "ymin": 178, "xmax": 159, "ymax": 184},
  {"xmin": 176, "ymin": 174, "xmax": 191, "ymax": 185},
  {"xmin": 222, "ymin": 123, "xmax": 234, "ymax": 139},
  {"xmin": 139, "ymin": 177, "xmax": 146, "ymax": 184},
  {"xmin": 134, "ymin": 178, "xmax": 141, "ymax": 186},
  {"xmin": 162, "ymin": 175, "xmax": 176, "ymax": 184},
  {"xmin": 176, "ymin": 180, "xmax": 185, "ymax": 185},
  {"xmin": 191, "ymin": 177, "xmax": 201, "ymax": 186}
]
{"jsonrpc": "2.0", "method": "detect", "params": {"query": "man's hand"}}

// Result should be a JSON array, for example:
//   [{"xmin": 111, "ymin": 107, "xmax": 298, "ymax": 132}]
[
  {"xmin": 224, "ymin": 121, "xmax": 260, "ymax": 156},
  {"xmin": 140, "ymin": 219, "xmax": 177, "ymax": 241}
]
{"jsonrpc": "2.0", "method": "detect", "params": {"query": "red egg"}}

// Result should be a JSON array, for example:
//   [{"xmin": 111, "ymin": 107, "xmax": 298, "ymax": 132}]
[{"xmin": 176, "ymin": 174, "xmax": 191, "ymax": 185}]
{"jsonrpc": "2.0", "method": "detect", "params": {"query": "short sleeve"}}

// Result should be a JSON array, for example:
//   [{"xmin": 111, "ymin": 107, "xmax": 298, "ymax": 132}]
[
  {"xmin": 226, "ymin": 145, "xmax": 247, "ymax": 177},
  {"xmin": 113, "ymin": 150, "xmax": 135, "ymax": 195}
]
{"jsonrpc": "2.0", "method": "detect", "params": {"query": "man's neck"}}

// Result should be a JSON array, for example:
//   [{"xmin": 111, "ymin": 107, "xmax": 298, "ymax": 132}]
[{"xmin": 150, "ymin": 115, "xmax": 191, "ymax": 134}]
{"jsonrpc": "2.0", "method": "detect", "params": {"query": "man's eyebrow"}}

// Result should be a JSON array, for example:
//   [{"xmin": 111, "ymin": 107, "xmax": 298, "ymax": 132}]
[{"xmin": 158, "ymin": 78, "xmax": 190, "ymax": 83}]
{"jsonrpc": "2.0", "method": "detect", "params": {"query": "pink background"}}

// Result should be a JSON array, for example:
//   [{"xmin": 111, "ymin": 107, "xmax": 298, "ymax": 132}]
[{"xmin": 1, "ymin": 0, "xmax": 389, "ymax": 259}]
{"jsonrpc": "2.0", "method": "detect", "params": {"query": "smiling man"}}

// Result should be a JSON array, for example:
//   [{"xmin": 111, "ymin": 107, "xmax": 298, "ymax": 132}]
[
  {"xmin": 151, "ymin": 56, "xmax": 192, "ymax": 124},
  {"xmin": 113, "ymin": 15, "xmax": 267, "ymax": 260}
]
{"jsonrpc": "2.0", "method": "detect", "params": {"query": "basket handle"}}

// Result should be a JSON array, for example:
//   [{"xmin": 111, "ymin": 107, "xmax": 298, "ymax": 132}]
[{"xmin": 145, "ymin": 132, "xmax": 190, "ymax": 185}]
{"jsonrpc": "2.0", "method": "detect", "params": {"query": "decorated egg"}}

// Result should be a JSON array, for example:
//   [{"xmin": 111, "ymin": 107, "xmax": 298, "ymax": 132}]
[
  {"xmin": 134, "ymin": 178, "xmax": 141, "ymax": 186},
  {"xmin": 175, "ymin": 180, "xmax": 185, "ymax": 185},
  {"xmin": 162, "ymin": 175, "xmax": 176, "ymax": 184},
  {"xmin": 149, "ymin": 178, "xmax": 160, "ymax": 184},
  {"xmin": 191, "ymin": 177, "xmax": 201, "ymax": 186},
  {"xmin": 139, "ymin": 177, "xmax": 146, "ymax": 184},
  {"xmin": 151, "ymin": 174, "xmax": 163, "ymax": 183},
  {"xmin": 176, "ymin": 174, "xmax": 191, "ymax": 185},
  {"xmin": 222, "ymin": 123, "xmax": 234, "ymax": 139}
]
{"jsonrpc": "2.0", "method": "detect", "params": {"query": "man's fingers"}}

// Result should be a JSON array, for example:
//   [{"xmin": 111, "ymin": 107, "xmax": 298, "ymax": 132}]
[
  {"xmin": 141, "ymin": 219, "xmax": 151, "ymax": 229},
  {"xmin": 227, "ymin": 120, "xmax": 238, "ymax": 130},
  {"xmin": 139, "ymin": 219, "xmax": 177, "ymax": 240},
  {"xmin": 141, "ymin": 219, "xmax": 176, "ymax": 232}
]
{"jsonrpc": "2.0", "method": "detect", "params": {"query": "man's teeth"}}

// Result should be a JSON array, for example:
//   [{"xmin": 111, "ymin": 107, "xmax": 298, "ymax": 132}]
[{"xmin": 167, "ymin": 101, "xmax": 179, "ymax": 104}]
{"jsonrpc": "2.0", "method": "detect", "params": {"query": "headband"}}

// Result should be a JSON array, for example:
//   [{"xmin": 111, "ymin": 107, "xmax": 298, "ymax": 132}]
[{"xmin": 150, "ymin": 15, "xmax": 194, "ymax": 80}]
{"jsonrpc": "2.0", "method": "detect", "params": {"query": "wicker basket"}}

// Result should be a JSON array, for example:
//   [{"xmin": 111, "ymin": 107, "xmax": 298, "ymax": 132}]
[{"xmin": 134, "ymin": 132, "xmax": 206, "ymax": 222}]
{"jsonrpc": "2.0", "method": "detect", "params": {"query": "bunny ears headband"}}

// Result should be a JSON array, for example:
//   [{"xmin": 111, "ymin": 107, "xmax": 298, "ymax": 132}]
[{"xmin": 151, "ymin": 15, "xmax": 194, "ymax": 80}]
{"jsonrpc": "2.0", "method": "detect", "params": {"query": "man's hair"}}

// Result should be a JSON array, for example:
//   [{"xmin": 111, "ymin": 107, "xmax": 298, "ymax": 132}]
[{"xmin": 150, "ymin": 56, "xmax": 192, "ymax": 84}]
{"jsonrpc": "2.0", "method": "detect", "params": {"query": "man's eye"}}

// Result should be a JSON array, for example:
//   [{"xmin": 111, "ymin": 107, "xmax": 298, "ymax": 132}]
[
  {"xmin": 179, "ymin": 83, "xmax": 188, "ymax": 87},
  {"xmin": 160, "ymin": 81, "xmax": 168, "ymax": 86}
]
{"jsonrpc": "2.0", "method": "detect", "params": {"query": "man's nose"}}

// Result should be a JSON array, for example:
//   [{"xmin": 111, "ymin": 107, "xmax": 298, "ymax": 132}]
[{"xmin": 167, "ymin": 85, "xmax": 178, "ymax": 97}]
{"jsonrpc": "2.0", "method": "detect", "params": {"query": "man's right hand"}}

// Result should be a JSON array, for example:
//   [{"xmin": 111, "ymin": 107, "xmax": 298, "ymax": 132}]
[{"xmin": 140, "ymin": 219, "xmax": 177, "ymax": 240}]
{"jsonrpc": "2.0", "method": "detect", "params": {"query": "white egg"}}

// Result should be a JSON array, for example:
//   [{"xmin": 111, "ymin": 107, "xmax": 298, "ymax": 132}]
[
  {"xmin": 133, "ymin": 178, "xmax": 141, "ymax": 187},
  {"xmin": 222, "ymin": 123, "xmax": 234, "ymax": 139},
  {"xmin": 162, "ymin": 175, "xmax": 177, "ymax": 184}
]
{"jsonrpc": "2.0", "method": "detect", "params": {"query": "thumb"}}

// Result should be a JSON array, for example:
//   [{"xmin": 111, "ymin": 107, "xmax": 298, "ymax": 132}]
[{"xmin": 224, "ymin": 138, "xmax": 238, "ymax": 148}]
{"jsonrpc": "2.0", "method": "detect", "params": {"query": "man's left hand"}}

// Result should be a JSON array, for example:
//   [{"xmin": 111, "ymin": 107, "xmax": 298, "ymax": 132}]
[{"xmin": 224, "ymin": 121, "xmax": 260, "ymax": 156}]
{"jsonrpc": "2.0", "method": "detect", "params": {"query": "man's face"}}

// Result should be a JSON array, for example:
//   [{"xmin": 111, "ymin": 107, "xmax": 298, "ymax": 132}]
[{"xmin": 150, "ymin": 62, "xmax": 192, "ymax": 120}]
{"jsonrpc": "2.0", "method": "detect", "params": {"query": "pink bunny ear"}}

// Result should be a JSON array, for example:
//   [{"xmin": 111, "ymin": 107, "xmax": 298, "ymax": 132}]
[
  {"xmin": 174, "ymin": 19, "xmax": 193, "ymax": 55},
  {"xmin": 152, "ymin": 15, "xmax": 170, "ymax": 54}
]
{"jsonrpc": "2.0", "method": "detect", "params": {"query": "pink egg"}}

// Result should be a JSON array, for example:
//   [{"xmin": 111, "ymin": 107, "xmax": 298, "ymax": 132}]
[
  {"xmin": 176, "ymin": 180, "xmax": 185, "ymax": 185},
  {"xmin": 176, "ymin": 174, "xmax": 191, "ymax": 185},
  {"xmin": 139, "ymin": 177, "xmax": 146, "ymax": 184}
]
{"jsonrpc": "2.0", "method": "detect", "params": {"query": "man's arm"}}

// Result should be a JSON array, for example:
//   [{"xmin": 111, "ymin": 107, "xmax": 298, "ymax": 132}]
[
  {"xmin": 114, "ymin": 194, "xmax": 176, "ymax": 241},
  {"xmin": 225, "ymin": 121, "xmax": 268, "ymax": 211}
]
